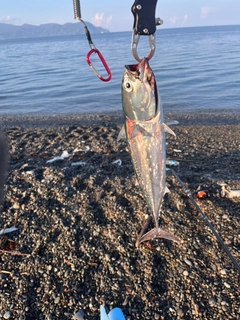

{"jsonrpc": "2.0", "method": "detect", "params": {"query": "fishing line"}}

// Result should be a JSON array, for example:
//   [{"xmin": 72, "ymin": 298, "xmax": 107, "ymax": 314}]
[
  {"xmin": 171, "ymin": 169, "xmax": 240, "ymax": 272},
  {"xmin": 73, "ymin": 0, "xmax": 96, "ymax": 49}
]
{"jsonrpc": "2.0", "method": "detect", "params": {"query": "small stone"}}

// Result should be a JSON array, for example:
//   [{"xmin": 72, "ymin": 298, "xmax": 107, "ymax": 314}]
[
  {"xmin": 12, "ymin": 202, "xmax": 20, "ymax": 209},
  {"xmin": 222, "ymin": 305, "xmax": 228, "ymax": 311},
  {"xmin": 209, "ymin": 297, "xmax": 216, "ymax": 307},
  {"xmin": 220, "ymin": 269, "xmax": 227, "ymax": 276},
  {"xmin": 176, "ymin": 309, "xmax": 184, "ymax": 317},
  {"xmin": 36, "ymin": 287, "xmax": 41, "ymax": 293},
  {"xmin": 184, "ymin": 259, "xmax": 193, "ymax": 267},
  {"xmin": 147, "ymin": 284, "xmax": 152, "ymax": 292},
  {"xmin": 47, "ymin": 265, "xmax": 52, "ymax": 271},
  {"xmin": 211, "ymin": 264, "xmax": 217, "ymax": 271},
  {"xmin": 3, "ymin": 311, "xmax": 11, "ymax": 319},
  {"xmin": 105, "ymin": 254, "xmax": 111, "ymax": 261},
  {"xmin": 183, "ymin": 270, "xmax": 189, "ymax": 276},
  {"xmin": 154, "ymin": 312, "xmax": 160, "ymax": 319},
  {"xmin": 54, "ymin": 296, "xmax": 60, "ymax": 304},
  {"xmin": 73, "ymin": 310, "xmax": 85, "ymax": 320},
  {"xmin": 122, "ymin": 297, "xmax": 128, "ymax": 306},
  {"xmin": 222, "ymin": 214, "xmax": 229, "ymax": 220},
  {"xmin": 224, "ymin": 282, "xmax": 230, "ymax": 289}
]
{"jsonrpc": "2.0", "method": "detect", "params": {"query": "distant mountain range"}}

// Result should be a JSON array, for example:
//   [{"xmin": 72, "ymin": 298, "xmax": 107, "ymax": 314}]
[{"xmin": 0, "ymin": 22, "xmax": 109, "ymax": 40}]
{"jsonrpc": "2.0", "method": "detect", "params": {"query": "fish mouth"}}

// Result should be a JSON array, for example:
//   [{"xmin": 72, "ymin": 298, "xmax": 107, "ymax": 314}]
[
  {"xmin": 123, "ymin": 57, "xmax": 158, "ymax": 118},
  {"xmin": 125, "ymin": 57, "xmax": 151, "ymax": 82}
]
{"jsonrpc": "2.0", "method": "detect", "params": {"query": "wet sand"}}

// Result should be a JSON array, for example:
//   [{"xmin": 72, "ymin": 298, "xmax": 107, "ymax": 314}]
[{"xmin": 0, "ymin": 112, "xmax": 239, "ymax": 319}]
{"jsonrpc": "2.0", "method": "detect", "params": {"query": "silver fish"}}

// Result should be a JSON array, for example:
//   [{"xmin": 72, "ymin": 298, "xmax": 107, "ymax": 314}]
[{"xmin": 120, "ymin": 57, "xmax": 179, "ymax": 246}]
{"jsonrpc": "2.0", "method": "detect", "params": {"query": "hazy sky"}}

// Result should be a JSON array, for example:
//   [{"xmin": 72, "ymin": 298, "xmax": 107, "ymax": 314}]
[{"xmin": 0, "ymin": 0, "xmax": 239, "ymax": 32}]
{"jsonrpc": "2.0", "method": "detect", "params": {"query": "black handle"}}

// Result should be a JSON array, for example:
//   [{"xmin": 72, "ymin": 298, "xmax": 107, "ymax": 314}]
[{"xmin": 132, "ymin": 0, "xmax": 158, "ymax": 35}]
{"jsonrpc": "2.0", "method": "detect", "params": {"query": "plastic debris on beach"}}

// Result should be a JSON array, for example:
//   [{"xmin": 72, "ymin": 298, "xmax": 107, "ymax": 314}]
[
  {"xmin": 0, "ymin": 226, "xmax": 18, "ymax": 235},
  {"xmin": 0, "ymin": 236, "xmax": 17, "ymax": 251},
  {"xmin": 219, "ymin": 183, "xmax": 240, "ymax": 198},
  {"xmin": 223, "ymin": 189, "xmax": 240, "ymax": 198},
  {"xmin": 197, "ymin": 190, "xmax": 208, "ymax": 199},
  {"xmin": 83, "ymin": 145, "xmax": 90, "ymax": 152},
  {"xmin": 73, "ymin": 146, "xmax": 90, "ymax": 152},
  {"xmin": 100, "ymin": 306, "xmax": 126, "ymax": 320},
  {"xmin": 71, "ymin": 161, "xmax": 87, "ymax": 166},
  {"xmin": 112, "ymin": 159, "xmax": 122, "ymax": 166},
  {"xmin": 20, "ymin": 164, "xmax": 35, "ymax": 175},
  {"xmin": 173, "ymin": 149, "xmax": 182, "ymax": 153},
  {"xmin": 46, "ymin": 151, "xmax": 71, "ymax": 163},
  {"xmin": 165, "ymin": 120, "xmax": 179, "ymax": 126},
  {"xmin": 25, "ymin": 170, "xmax": 35, "ymax": 175},
  {"xmin": 166, "ymin": 159, "xmax": 179, "ymax": 167}
]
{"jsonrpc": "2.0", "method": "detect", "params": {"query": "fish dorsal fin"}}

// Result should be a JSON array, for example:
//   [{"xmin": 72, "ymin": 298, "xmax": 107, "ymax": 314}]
[
  {"xmin": 163, "ymin": 123, "xmax": 176, "ymax": 137},
  {"xmin": 117, "ymin": 125, "xmax": 126, "ymax": 141},
  {"xmin": 131, "ymin": 125, "xmax": 151, "ymax": 140}
]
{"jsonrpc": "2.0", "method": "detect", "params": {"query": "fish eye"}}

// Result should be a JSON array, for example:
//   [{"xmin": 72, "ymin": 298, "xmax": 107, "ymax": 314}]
[{"xmin": 124, "ymin": 81, "xmax": 133, "ymax": 92}]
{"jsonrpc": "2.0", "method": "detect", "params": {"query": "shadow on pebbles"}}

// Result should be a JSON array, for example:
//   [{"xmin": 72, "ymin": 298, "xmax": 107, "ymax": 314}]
[{"xmin": 0, "ymin": 120, "xmax": 239, "ymax": 320}]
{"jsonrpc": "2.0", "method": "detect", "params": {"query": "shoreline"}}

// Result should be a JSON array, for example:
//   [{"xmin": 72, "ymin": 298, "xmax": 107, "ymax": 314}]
[
  {"xmin": 0, "ymin": 114, "xmax": 239, "ymax": 319},
  {"xmin": 0, "ymin": 109, "xmax": 240, "ymax": 128}
]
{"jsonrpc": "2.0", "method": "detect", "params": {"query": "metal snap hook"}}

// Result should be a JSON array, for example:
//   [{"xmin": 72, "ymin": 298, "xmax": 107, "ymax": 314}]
[
  {"xmin": 86, "ymin": 49, "xmax": 112, "ymax": 82},
  {"xmin": 131, "ymin": 31, "xmax": 156, "ymax": 62}
]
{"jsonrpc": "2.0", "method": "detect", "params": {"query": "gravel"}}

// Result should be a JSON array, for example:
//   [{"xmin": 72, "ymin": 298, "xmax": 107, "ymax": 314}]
[{"xmin": 0, "ymin": 113, "xmax": 239, "ymax": 319}]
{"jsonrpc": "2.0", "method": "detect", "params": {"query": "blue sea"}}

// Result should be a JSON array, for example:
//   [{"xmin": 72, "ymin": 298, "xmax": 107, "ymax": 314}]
[{"xmin": 0, "ymin": 25, "xmax": 240, "ymax": 117}]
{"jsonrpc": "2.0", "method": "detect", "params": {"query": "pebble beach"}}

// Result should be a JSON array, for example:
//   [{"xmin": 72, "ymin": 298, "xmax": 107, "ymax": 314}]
[{"xmin": 0, "ymin": 112, "xmax": 239, "ymax": 320}]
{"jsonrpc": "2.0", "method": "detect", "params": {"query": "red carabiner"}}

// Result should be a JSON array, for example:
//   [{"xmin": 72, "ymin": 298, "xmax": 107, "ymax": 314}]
[{"xmin": 86, "ymin": 49, "xmax": 112, "ymax": 82}]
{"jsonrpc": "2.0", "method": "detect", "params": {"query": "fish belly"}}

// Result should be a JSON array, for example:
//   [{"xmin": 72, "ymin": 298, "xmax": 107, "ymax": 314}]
[{"xmin": 126, "ymin": 112, "xmax": 165, "ymax": 224}]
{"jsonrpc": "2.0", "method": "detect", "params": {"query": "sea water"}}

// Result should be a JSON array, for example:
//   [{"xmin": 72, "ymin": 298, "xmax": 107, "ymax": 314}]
[{"xmin": 0, "ymin": 25, "xmax": 240, "ymax": 116}]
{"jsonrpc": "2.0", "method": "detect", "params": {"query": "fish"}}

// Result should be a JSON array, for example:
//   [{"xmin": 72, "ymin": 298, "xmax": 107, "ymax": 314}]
[
  {"xmin": 119, "ymin": 57, "xmax": 179, "ymax": 246},
  {"xmin": 0, "ymin": 131, "xmax": 8, "ymax": 207}
]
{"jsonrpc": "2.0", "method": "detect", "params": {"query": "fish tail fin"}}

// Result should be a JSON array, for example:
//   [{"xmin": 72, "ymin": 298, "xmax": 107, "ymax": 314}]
[{"xmin": 137, "ymin": 227, "xmax": 180, "ymax": 247}]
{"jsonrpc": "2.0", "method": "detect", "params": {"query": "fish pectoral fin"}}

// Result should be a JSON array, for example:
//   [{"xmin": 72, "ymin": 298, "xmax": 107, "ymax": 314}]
[
  {"xmin": 163, "ymin": 123, "xmax": 176, "ymax": 137},
  {"xmin": 164, "ymin": 186, "xmax": 170, "ymax": 195},
  {"xmin": 117, "ymin": 125, "xmax": 126, "ymax": 141},
  {"xmin": 138, "ymin": 227, "xmax": 180, "ymax": 244},
  {"xmin": 131, "ymin": 125, "xmax": 151, "ymax": 140}
]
